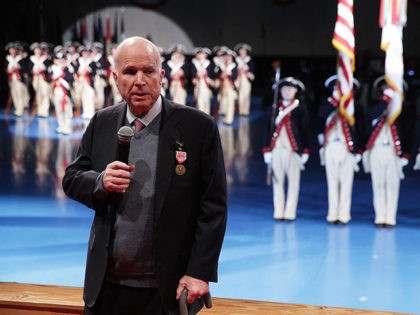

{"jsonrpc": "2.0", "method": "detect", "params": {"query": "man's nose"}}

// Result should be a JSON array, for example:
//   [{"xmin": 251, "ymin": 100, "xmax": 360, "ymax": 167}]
[{"xmin": 134, "ymin": 72, "xmax": 146, "ymax": 85}]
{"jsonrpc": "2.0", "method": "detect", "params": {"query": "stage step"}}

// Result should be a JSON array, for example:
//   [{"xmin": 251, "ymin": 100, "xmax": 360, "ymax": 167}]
[{"xmin": 0, "ymin": 282, "xmax": 411, "ymax": 315}]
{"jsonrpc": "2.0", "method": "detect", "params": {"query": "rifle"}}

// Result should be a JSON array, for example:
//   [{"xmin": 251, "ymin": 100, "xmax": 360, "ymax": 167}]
[
  {"xmin": 266, "ymin": 65, "xmax": 281, "ymax": 186},
  {"xmin": 271, "ymin": 66, "xmax": 281, "ymax": 109},
  {"xmin": 266, "ymin": 162, "xmax": 272, "ymax": 186}
]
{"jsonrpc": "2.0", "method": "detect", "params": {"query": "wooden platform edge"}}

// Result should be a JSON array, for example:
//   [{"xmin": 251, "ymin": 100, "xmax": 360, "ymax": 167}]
[{"xmin": 0, "ymin": 282, "xmax": 415, "ymax": 315}]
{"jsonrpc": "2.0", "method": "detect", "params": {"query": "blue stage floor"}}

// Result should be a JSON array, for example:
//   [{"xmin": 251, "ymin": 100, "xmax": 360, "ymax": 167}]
[{"xmin": 1, "ymin": 109, "xmax": 420, "ymax": 314}]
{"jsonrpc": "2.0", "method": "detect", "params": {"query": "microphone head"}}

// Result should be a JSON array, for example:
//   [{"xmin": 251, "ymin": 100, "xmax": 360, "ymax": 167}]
[{"xmin": 118, "ymin": 126, "xmax": 134, "ymax": 143}]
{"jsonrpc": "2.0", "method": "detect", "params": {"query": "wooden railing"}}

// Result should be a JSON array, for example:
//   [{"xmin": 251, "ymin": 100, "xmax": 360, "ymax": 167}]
[{"xmin": 0, "ymin": 282, "xmax": 412, "ymax": 315}]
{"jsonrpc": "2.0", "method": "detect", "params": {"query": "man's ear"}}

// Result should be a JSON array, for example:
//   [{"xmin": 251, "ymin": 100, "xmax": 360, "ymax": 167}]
[{"xmin": 112, "ymin": 71, "xmax": 118, "ymax": 86}]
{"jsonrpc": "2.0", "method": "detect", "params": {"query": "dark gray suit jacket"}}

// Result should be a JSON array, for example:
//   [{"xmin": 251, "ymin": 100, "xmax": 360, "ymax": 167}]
[{"xmin": 62, "ymin": 97, "xmax": 227, "ymax": 312}]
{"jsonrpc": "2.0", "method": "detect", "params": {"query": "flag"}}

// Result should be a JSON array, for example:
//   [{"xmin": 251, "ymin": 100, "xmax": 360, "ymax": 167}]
[
  {"xmin": 97, "ymin": 14, "xmax": 104, "ymax": 44},
  {"xmin": 93, "ymin": 14, "xmax": 99, "ymax": 42},
  {"xmin": 120, "ymin": 9, "xmax": 126, "ymax": 42},
  {"xmin": 70, "ymin": 23, "xmax": 79, "ymax": 42},
  {"xmin": 379, "ymin": 0, "xmax": 407, "ymax": 124},
  {"xmin": 112, "ymin": 11, "xmax": 119, "ymax": 43},
  {"xmin": 332, "ymin": 0, "xmax": 355, "ymax": 126},
  {"xmin": 81, "ymin": 17, "xmax": 89, "ymax": 46},
  {"xmin": 105, "ymin": 13, "xmax": 111, "ymax": 45}
]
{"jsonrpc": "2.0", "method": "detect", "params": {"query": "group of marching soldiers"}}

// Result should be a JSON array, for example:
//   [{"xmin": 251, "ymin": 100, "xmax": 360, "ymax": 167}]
[
  {"xmin": 3, "ymin": 40, "xmax": 255, "ymax": 133},
  {"xmin": 160, "ymin": 43, "xmax": 255, "ymax": 124},
  {"xmin": 4, "ymin": 40, "xmax": 120, "ymax": 134}
]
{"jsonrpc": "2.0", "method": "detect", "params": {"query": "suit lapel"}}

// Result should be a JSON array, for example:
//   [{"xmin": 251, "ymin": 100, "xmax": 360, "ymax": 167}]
[{"xmin": 154, "ymin": 98, "xmax": 181, "ymax": 225}]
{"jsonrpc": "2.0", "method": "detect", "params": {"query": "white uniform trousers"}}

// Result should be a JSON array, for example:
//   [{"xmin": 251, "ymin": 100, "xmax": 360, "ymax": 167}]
[
  {"xmin": 219, "ymin": 83, "xmax": 237, "ymax": 125},
  {"xmin": 81, "ymin": 81, "xmax": 95, "ymax": 120},
  {"xmin": 271, "ymin": 141, "xmax": 301, "ymax": 220},
  {"xmin": 369, "ymin": 144, "xmax": 401, "ymax": 226},
  {"xmin": 32, "ymin": 75, "xmax": 51, "ymax": 117},
  {"xmin": 194, "ymin": 79, "xmax": 212, "ymax": 115},
  {"xmin": 53, "ymin": 88, "xmax": 73, "ymax": 134},
  {"xmin": 10, "ymin": 75, "xmax": 30, "ymax": 116},
  {"xmin": 237, "ymin": 75, "xmax": 251, "ymax": 116},
  {"xmin": 324, "ymin": 140, "xmax": 354, "ymax": 223},
  {"xmin": 94, "ymin": 75, "xmax": 106, "ymax": 110},
  {"xmin": 169, "ymin": 80, "xmax": 187, "ymax": 105},
  {"xmin": 109, "ymin": 75, "xmax": 122, "ymax": 104},
  {"xmin": 71, "ymin": 78, "xmax": 82, "ymax": 110}
]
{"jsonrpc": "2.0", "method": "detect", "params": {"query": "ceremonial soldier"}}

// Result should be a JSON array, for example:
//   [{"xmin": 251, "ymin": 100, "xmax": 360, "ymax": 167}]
[
  {"xmin": 64, "ymin": 41, "xmax": 81, "ymax": 113},
  {"xmin": 318, "ymin": 75, "xmax": 364, "ymax": 225},
  {"xmin": 48, "ymin": 51, "xmax": 75, "ymax": 135},
  {"xmin": 5, "ymin": 42, "xmax": 30, "ymax": 116},
  {"xmin": 74, "ymin": 45, "xmax": 96, "ymax": 120},
  {"xmin": 157, "ymin": 46, "xmax": 169, "ymax": 98},
  {"xmin": 190, "ymin": 47, "xmax": 214, "ymax": 115},
  {"xmin": 65, "ymin": 41, "xmax": 80, "ymax": 69},
  {"xmin": 234, "ymin": 43, "xmax": 255, "ymax": 116},
  {"xmin": 92, "ymin": 42, "xmax": 108, "ymax": 110},
  {"xmin": 262, "ymin": 77, "xmax": 312, "ymax": 221},
  {"xmin": 163, "ymin": 43, "xmax": 189, "ymax": 105},
  {"xmin": 212, "ymin": 46, "xmax": 229, "ymax": 77},
  {"xmin": 362, "ymin": 76, "xmax": 410, "ymax": 228},
  {"xmin": 216, "ymin": 49, "xmax": 238, "ymax": 125},
  {"xmin": 211, "ymin": 45, "xmax": 229, "ymax": 116},
  {"xmin": 106, "ymin": 43, "xmax": 122, "ymax": 105},
  {"xmin": 28, "ymin": 42, "xmax": 52, "ymax": 117}
]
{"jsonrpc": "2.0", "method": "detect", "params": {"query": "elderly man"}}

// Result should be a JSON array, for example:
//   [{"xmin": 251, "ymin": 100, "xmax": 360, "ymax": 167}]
[{"xmin": 63, "ymin": 36, "xmax": 227, "ymax": 315}]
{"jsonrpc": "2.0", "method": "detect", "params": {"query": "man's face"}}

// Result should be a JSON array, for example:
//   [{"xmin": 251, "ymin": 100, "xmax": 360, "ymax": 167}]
[
  {"xmin": 280, "ymin": 85, "xmax": 297, "ymax": 101},
  {"xmin": 113, "ymin": 40, "xmax": 164, "ymax": 116},
  {"xmin": 239, "ymin": 48, "xmax": 247, "ymax": 57}
]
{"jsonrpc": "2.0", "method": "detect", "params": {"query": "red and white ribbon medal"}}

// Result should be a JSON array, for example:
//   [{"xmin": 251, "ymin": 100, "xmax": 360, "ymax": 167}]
[{"xmin": 175, "ymin": 150, "xmax": 187, "ymax": 175}]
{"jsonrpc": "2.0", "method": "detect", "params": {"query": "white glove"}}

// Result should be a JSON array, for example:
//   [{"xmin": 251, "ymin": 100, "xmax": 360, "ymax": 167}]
[
  {"xmin": 383, "ymin": 87, "xmax": 395, "ymax": 100},
  {"xmin": 301, "ymin": 153, "xmax": 309, "ymax": 165},
  {"xmin": 299, "ymin": 153, "xmax": 309, "ymax": 171},
  {"xmin": 275, "ymin": 111, "xmax": 284, "ymax": 126},
  {"xmin": 263, "ymin": 151, "xmax": 272, "ymax": 165},
  {"xmin": 362, "ymin": 150, "xmax": 370, "ymax": 173},
  {"xmin": 317, "ymin": 133, "xmax": 324, "ymax": 146},
  {"xmin": 414, "ymin": 153, "xmax": 420, "ymax": 170},
  {"xmin": 328, "ymin": 87, "xmax": 340, "ymax": 106},
  {"xmin": 400, "ymin": 157, "xmax": 409, "ymax": 168},
  {"xmin": 353, "ymin": 153, "xmax": 361, "ymax": 172},
  {"xmin": 319, "ymin": 147, "xmax": 325, "ymax": 166}
]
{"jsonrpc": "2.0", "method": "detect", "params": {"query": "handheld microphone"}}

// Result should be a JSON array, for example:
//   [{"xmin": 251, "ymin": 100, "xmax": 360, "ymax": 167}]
[{"xmin": 117, "ymin": 126, "xmax": 134, "ymax": 164}]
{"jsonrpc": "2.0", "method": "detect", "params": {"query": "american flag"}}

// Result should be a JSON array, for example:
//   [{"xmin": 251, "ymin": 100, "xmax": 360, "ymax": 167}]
[
  {"xmin": 379, "ymin": 0, "xmax": 407, "ymax": 124},
  {"xmin": 81, "ymin": 17, "xmax": 89, "ymax": 46},
  {"xmin": 332, "ymin": 0, "xmax": 355, "ymax": 126},
  {"xmin": 120, "ymin": 9, "xmax": 126, "ymax": 42}
]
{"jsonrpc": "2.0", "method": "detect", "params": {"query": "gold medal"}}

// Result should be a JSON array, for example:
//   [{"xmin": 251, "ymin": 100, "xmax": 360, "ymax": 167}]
[{"xmin": 175, "ymin": 164, "xmax": 186, "ymax": 175}]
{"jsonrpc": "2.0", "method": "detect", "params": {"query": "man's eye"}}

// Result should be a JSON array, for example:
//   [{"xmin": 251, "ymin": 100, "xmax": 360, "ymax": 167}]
[{"xmin": 123, "ymin": 67, "xmax": 137, "ymax": 75}]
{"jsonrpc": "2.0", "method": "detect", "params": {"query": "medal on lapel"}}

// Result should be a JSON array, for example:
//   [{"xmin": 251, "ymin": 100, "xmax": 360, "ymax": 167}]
[{"xmin": 175, "ymin": 140, "xmax": 186, "ymax": 176}]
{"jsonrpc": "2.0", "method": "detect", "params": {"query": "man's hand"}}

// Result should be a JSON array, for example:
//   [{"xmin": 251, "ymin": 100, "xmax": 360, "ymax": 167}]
[
  {"xmin": 176, "ymin": 275, "xmax": 209, "ymax": 304},
  {"xmin": 102, "ymin": 161, "xmax": 135, "ymax": 193}
]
